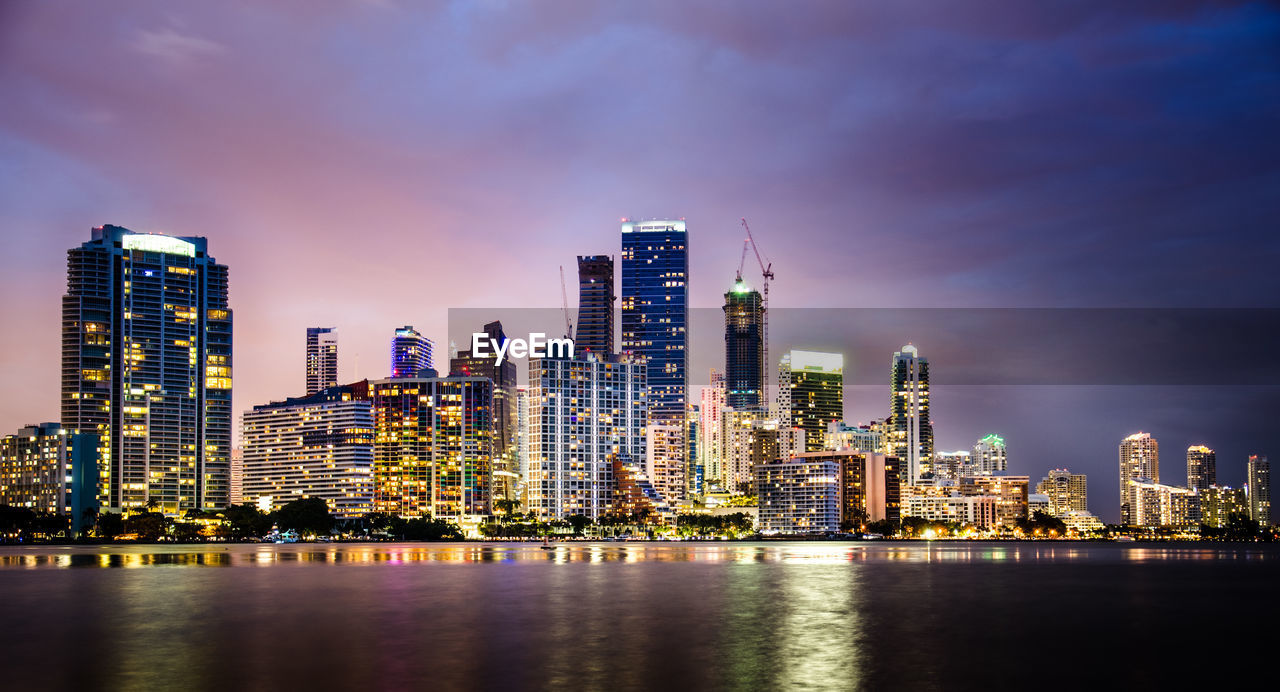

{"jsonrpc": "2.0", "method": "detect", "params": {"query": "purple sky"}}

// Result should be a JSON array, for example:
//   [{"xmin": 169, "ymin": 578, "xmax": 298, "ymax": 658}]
[{"xmin": 2, "ymin": 2, "xmax": 1278, "ymax": 520}]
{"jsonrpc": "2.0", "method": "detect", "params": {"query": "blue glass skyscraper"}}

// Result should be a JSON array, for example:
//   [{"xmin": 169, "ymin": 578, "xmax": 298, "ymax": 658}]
[{"xmin": 621, "ymin": 219, "xmax": 688, "ymax": 422}]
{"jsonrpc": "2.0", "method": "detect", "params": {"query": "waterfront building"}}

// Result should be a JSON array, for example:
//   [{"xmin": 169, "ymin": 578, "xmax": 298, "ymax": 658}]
[
  {"xmin": 1186, "ymin": 445, "xmax": 1216, "ymax": 492},
  {"xmin": 620, "ymin": 219, "xmax": 688, "ymax": 422},
  {"xmin": 889, "ymin": 344, "xmax": 932, "ymax": 485},
  {"xmin": 959, "ymin": 475, "xmax": 1030, "ymax": 527},
  {"xmin": 904, "ymin": 494, "xmax": 999, "ymax": 529},
  {"xmin": 933, "ymin": 451, "xmax": 973, "ymax": 482},
  {"xmin": 1119, "ymin": 432, "xmax": 1160, "ymax": 525},
  {"xmin": 62, "ymin": 225, "xmax": 232, "ymax": 514},
  {"xmin": 723, "ymin": 278, "xmax": 764, "ymax": 410},
  {"xmin": 824, "ymin": 422, "xmax": 884, "ymax": 455},
  {"xmin": 1199, "ymin": 485, "xmax": 1249, "ymax": 528},
  {"xmin": 242, "ymin": 382, "xmax": 374, "ymax": 518},
  {"xmin": 575, "ymin": 255, "xmax": 615, "ymax": 355},
  {"xmin": 305, "ymin": 327, "xmax": 338, "ymax": 396},
  {"xmin": 0, "ymin": 423, "xmax": 98, "ymax": 522},
  {"xmin": 525, "ymin": 352, "xmax": 646, "ymax": 521},
  {"xmin": 645, "ymin": 422, "xmax": 686, "ymax": 504},
  {"xmin": 756, "ymin": 456, "xmax": 841, "ymax": 534},
  {"xmin": 1061, "ymin": 511, "xmax": 1105, "ymax": 535},
  {"xmin": 450, "ymin": 321, "xmax": 519, "ymax": 501},
  {"xmin": 698, "ymin": 370, "xmax": 727, "ymax": 491},
  {"xmin": 1028, "ymin": 493, "xmax": 1050, "ymax": 516},
  {"xmin": 972, "ymin": 434, "xmax": 1007, "ymax": 475},
  {"xmin": 390, "ymin": 326, "xmax": 433, "ymax": 378},
  {"xmin": 779, "ymin": 351, "xmax": 844, "ymax": 451},
  {"xmin": 722, "ymin": 410, "xmax": 803, "ymax": 495},
  {"xmin": 1248, "ymin": 455, "xmax": 1271, "ymax": 527},
  {"xmin": 1036, "ymin": 468, "xmax": 1088, "ymax": 517},
  {"xmin": 1127, "ymin": 479, "xmax": 1194, "ymax": 528},
  {"xmin": 229, "ymin": 447, "xmax": 243, "ymax": 505},
  {"xmin": 371, "ymin": 376, "xmax": 493, "ymax": 520}
]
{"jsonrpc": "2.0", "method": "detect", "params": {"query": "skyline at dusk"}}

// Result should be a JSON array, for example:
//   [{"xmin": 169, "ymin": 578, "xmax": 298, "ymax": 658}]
[{"xmin": 3, "ymin": 2, "xmax": 1280, "ymax": 522}]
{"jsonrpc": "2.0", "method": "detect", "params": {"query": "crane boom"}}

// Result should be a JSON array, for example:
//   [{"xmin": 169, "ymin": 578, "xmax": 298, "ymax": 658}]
[
  {"xmin": 740, "ymin": 217, "xmax": 773, "ymax": 412},
  {"xmin": 560, "ymin": 265, "xmax": 573, "ymax": 339}
]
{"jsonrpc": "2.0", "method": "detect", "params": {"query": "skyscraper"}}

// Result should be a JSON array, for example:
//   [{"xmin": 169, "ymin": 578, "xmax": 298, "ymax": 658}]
[
  {"xmin": 390, "ymin": 325, "xmax": 433, "ymax": 377},
  {"xmin": 575, "ymin": 255, "xmax": 615, "ymax": 355},
  {"xmin": 1036, "ymin": 468, "xmax": 1088, "ymax": 517},
  {"xmin": 1248, "ymin": 454, "xmax": 1271, "ymax": 527},
  {"xmin": 779, "ymin": 350, "xmax": 844, "ymax": 451},
  {"xmin": 1119, "ymin": 432, "xmax": 1159, "ymax": 525},
  {"xmin": 889, "ymin": 344, "xmax": 932, "ymax": 485},
  {"xmin": 621, "ymin": 219, "xmax": 688, "ymax": 422},
  {"xmin": 723, "ymin": 278, "xmax": 764, "ymax": 410},
  {"xmin": 62, "ymin": 225, "xmax": 232, "ymax": 514},
  {"xmin": 450, "ymin": 321, "xmax": 518, "ymax": 501},
  {"xmin": 698, "ymin": 370, "xmax": 727, "ymax": 491},
  {"xmin": 0, "ymin": 423, "xmax": 98, "ymax": 523},
  {"xmin": 972, "ymin": 434, "xmax": 1008, "ymax": 475},
  {"xmin": 305, "ymin": 327, "xmax": 338, "ymax": 396},
  {"xmin": 1186, "ymin": 445, "xmax": 1216, "ymax": 491}
]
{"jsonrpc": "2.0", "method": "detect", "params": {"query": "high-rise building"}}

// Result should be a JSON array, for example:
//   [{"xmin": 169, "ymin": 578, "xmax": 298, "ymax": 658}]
[
  {"xmin": 780, "ymin": 350, "xmax": 844, "ymax": 452},
  {"xmin": 889, "ymin": 344, "xmax": 932, "ymax": 485},
  {"xmin": 756, "ymin": 456, "xmax": 841, "ymax": 534},
  {"xmin": 959, "ymin": 475, "xmax": 1030, "ymax": 527},
  {"xmin": 229, "ymin": 447, "xmax": 243, "ymax": 505},
  {"xmin": 62, "ymin": 225, "xmax": 232, "ymax": 514},
  {"xmin": 723, "ymin": 278, "xmax": 764, "ymax": 410},
  {"xmin": 1119, "ymin": 432, "xmax": 1159, "ymax": 525},
  {"xmin": 1248, "ymin": 455, "xmax": 1271, "ymax": 527},
  {"xmin": 1036, "ymin": 468, "xmax": 1088, "ymax": 517},
  {"xmin": 305, "ymin": 327, "xmax": 338, "ymax": 396},
  {"xmin": 932, "ymin": 450, "xmax": 973, "ymax": 481},
  {"xmin": 645, "ymin": 423, "xmax": 686, "ymax": 504},
  {"xmin": 825, "ymin": 422, "xmax": 884, "ymax": 455},
  {"xmin": 450, "ymin": 321, "xmax": 518, "ymax": 502},
  {"xmin": 1200, "ymin": 485, "xmax": 1249, "ymax": 528},
  {"xmin": 698, "ymin": 370, "xmax": 727, "ymax": 492},
  {"xmin": 390, "ymin": 326, "xmax": 433, "ymax": 378},
  {"xmin": 526, "ymin": 353, "xmax": 647, "ymax": 521},
  {"xmin": 972, "ymin": 434, "xmax": 1008, "ymax": 475},
  {"xmin": 621, "ymin": 219, "xmax": 688, "ymax": 422},
  {"xmin": 1186, "ymin": 445, "xmax": 1216, "ymax": 492},
  {"xmin": 721, "ymin": 411, "xmax": 803, "ymax": 495},
  {"xmin": 575, "ymin": 255, "xmax": 615, "ymax": 355},
  {"xmin": 0, "ymin": 423, "xmax": 98, "ymax": 524},
  {"xmin": 1126, "ymin": 479, "xmax": 1194, "ymax": 528},
  {"xmin": 242, "ymin": 383, "xmax": 374, "ymax": 519},
  {"xmin": 371, "ymin": 376, "xmax": 493, "ymax": 521}
]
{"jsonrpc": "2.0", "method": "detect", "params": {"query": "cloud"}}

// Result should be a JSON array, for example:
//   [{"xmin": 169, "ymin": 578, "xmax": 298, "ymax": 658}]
[{"xmin": 132, "ymin": 26, "xmax": 225, "ymax": 66}]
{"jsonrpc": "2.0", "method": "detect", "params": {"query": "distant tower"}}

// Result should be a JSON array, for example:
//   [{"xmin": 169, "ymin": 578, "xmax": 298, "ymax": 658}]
[
  {"xmin": 1248, "ymin": 455, "xmax": 1271, "ymax": 527},
  {"xmin": 780, "ymin": 350, "xmax": 844, "ymax": 452},
  {"xmin": 723, "ymin": 278, "xmax": 764, "ymax": 410},
  {"xmin": 1186, "ymin": 445, "xmax": 1216, "ymax": 492},
  {"xmin": 621, "ymin": 219, "xmax": 688, "ymax": 422},
  {"xmin": 973, "ymin": 434, "xmax": 1007, "ymax": 475},
  {"xmin": 889, "ymin": 344, "xmax": 932, "ymax": 485},
  {"xmin": 391, "ymin": 326, "xmax": 433, "ymax": 378},
  {"xmin": 575, "ymin": 255, "xmax": 615, "ymax": 355},
  {"xmin": 1119, "ymin": 432, "xmax": 1159, "ymax": 525},
  {"xmin": 306, "ymin": 327, "xmax": 338, "ymax": 395}
]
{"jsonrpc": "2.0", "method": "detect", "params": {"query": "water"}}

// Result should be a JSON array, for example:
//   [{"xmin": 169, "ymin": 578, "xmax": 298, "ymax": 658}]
[{"xmin": 1, "ymin": 542, "xmax": 1276, "ymax": 690}]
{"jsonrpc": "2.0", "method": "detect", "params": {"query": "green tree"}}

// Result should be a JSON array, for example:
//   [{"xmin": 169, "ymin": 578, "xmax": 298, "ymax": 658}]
[
  {"xmin": 567, "ymin": 514, "xmax": 592, "ymax": 536},
  {"xmin": 220, "ymin": 503, "xmax": 272, "ymax": 540},
  {"xmin": 273, "ymin": 497, "xmax": 334, "ymax": 537}
]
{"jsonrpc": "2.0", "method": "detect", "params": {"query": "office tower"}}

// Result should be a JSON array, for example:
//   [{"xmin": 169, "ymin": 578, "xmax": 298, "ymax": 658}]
[
  {"xmin": 229, "ymin": 447, "xmax": 243, "ymax": 505},
  {"xmin": 825, "ymin": 422, "xmax": 884, "ymax": 455},
  {"xmin": 723, "ymin": 278, "xmax": 764, "ymax": 410},
  {"xmin": 0, "ymin": 423, "xmax": 98, "ymax": 522},
  {"xmin": 305, "ymin": 327, "xmax": 339, "ymax": 396},
  {"xmin": 526, "ymin": 352, "xmax": 646, "ymax": 521},
  {"xmin": 372, "ymin": 376, "xmax": 493, "ymax": 521},
  {"xmin": 645, "ymin": 423, "xmax": 686, "ymax": 504},
  {"xmin": 698, "ymin": 370, "xmax": 727, "ymax": 493},
  {"xmin": 62, "ymin": 225, "xmax": 232, "ymax": 514},
  {"xmin": 1126, "ymin": 480, "xmax": 1194, "ymax": 528},
  {"xmin": 959, "ymin": 475, "xmax": 1030, "ymax": 527},
  {"xmin": 1119, "ymin": 432, "xmax": 1159, "ymax": 525},
  {"xmin": 972, "ymin": 434, "xmax": 1008, "ymax": 475},
  {"xmin": 620, "ymin": 219, "xmax": 688, "ymax": 422},
  {"xmin": 390, "ymin": 325, "xmax": 433, "ymax": 378},
  {"xmin": 450, "ymin": 321, "xmax": 518, "ymax": 501},
  {"xmin": 1248, "ymin": 455, "xmax": 1271, "ymax": 527},
  {"xmin": 1200, "ymin": 486, "xmax": 1249, "ymax": 528},
  {"xmin": 1036, "ymin": 468, "xmax": 1088, "ymax": 517},
  {"xmin": 575, "ymin": 255, "xmax": 615, "ymax": 354},
  {"xmin": 242, "ymin": 382, "xmax": 374, "ymax": 518},
  {"xmin": 889, "ymin": 344, "xmax": 932, "ymax": 485},
  {"xmin": 1186, "ymin": 445, "xmax": 1216, "ymax": 492},
  {"xmin": 756, "ymin": 456, "xmax": 841, "ymax": 534},
  {"xmin": 780, "ymin": 351, "xmax": 844, "ymax": 452}
]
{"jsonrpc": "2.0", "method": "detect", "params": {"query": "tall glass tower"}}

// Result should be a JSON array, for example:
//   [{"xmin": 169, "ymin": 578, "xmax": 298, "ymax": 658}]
[
  {"xmin": 575, "ymin": 255, "xmax": 615, "ymax": 355},
  {"xmin": 889, "ymin": 344, "xmax": 932, "ymax": 485},
  {"xmin": 305, "ymin": 327, "xmax": 338, "ymax": 395},
  {"xmin": 621, "ymin": 219, "xmax": 688, "ymax": 422},
  {"xmin": 723, "ymin": 278, "xmax": 764, "ymax": 410},
  {"xmin": 391, "ymin": 325, "xmax": 433, "ymax": 378},
  {"xmin": 62, "ymin": 224, "xmax": 232, "ymax": 514}
]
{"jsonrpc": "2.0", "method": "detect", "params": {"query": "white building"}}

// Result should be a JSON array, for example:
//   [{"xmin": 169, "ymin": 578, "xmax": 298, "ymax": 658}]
[
  {"xmin": 645, "ymin": 422, "xmax": 686, "ymax": 504},
  {"xmin": 904, "ymin": 494, "xmax": 999, "ymax": 529},
  {"xmin": 722, "ymin": 410, "xmax": 803, "ymax": 495},
  {"xmin": 972, "ymin": 434, "xmax": 1007, "ymax": 475},
  {"xmin": 824, "ymin": 422, "xmax": 883, "ymax": 455},
  {"xmin": 756, "ymin": 457, "xmax": 840, "ymax": 534}
]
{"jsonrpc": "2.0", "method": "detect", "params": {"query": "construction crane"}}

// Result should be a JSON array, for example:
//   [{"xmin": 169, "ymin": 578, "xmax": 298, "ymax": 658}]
[
  {"xmin": 559, "ymin": 265, "xmax": 574, "ymax": 340},
  {"xmin": 738, "ymin": 217, "xmax": 774, "ymax": 403}
]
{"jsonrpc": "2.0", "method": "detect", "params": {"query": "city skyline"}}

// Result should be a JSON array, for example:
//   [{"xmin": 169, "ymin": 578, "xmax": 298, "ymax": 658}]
[{"xmin": 2, "ymin": 3, "xmax": 1279, "ymax": 522}]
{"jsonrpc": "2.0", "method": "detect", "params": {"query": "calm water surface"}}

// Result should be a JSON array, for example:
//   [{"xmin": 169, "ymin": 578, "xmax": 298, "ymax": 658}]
[{"xmin": 1, "ymin": 542, "xmax": 1276, "ymax": 690}]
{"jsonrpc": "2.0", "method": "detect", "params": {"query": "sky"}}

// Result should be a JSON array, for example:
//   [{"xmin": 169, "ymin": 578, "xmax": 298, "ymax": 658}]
[{"xmin": 2, "ymin": 1, "xmax": 1278, "ymax": 521}]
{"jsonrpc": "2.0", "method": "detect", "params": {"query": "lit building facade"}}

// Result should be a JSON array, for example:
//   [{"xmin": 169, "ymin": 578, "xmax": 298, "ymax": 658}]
[
  {"xmin": 889, "ymin": 344, "xmax": 932, "ymax": 485},
  {"xmin": 230, "ymin": 447, "xmax": 243, "ymax": 505},
  {"xmin": 789, "ymin": 449, "xmax": 901, "ymax": 524},
  {"xmin": 1248, "ymin": 454, "xmax": 1271, "ymax": 527},
  {"xmin": 959, "ymin": 475, "xmax": 1030, "ymax": 527},
  {"xmin": 756, "ymin": 457, "xmax": 841, "ymax": 534},
  {"xmin": 1199, "ymin": 485, "xmax": 1248, "ymax": 528},
  {"xmin": 372, "ymin": 376, "xmax": 493, "ymax": 520},
  {"xmin": 526, "ymin": 353, "xmax": 646, "ymax": 520},
  {"xmin": 972, "ymin": 434, "xmax": 1007, "ymax": 475},
  {"xmin": 824, "ymin": 422, "xmax": 884, "ymax": 455},
  {"xmin": 780, "ymin": 350, "xmax": 844, "ymax": 452},
  {"xmin": 242, "ymin": 383, "xmax": 374, "ymax": 518},
  {"xmin": 305, "ymin": 327, "xmax": 338, "ymax": 396},
  {"xmin": 1127, "ymin": 479, "xmax": 1194, "ymax": 528},
  {"xmin": 449, "ymin": 321, "xmax": 518, "ymax": 501},
  {"xmin": 0, "ymin": 423, "xmax": 98, "ymax": 522},
  {"xmin": 721, "ymin": 411, "xmax": 803, "ymax": 495},
  {"xmin": 645, "ymin": 422, "xmax": 686, "ymax": 504},
  {"xmin": 390, "ymin": 325, "xmax": 433, "ymax": 378},
  {"xmin": 723, "ymin": 278, "xmax": 764, "ymax": 410},
  {"xmin": 933, "ymin": 451, "xmax": 973, "ymax": 482},
  {"xmin": 575, "ymin": 255, "xmax": 615, "ymax": 355},
  {"xmin": 698, "ymin": 370, "xmax": 726, "ymax": 492},
  {"xmin": 1186, "ymin": 445, "xmax": 1216, "ymax": 492},
  {"xmin": 1119, "ymin": 432, "xmax": 1160, "ymax": 525},
  {"xmin": 621, "ymin": 219, "xmax": 688, "ymax": 422},
  {"xmin": 1036, "ymin": 468, "xmax": 1088, "ymax": 517},
  {"xmin": 905, "ymin": 494, "xmax": 999, "ymax": 529},
  {"xmin": 62, "ymin": 225, "xmax": 232, "ymax": 514}
]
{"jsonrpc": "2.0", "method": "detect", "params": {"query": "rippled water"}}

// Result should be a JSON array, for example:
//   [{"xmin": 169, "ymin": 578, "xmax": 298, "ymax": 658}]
[{"xmin": 1, "ymin": 542, "xmax": 1276, "ymax": 690}]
